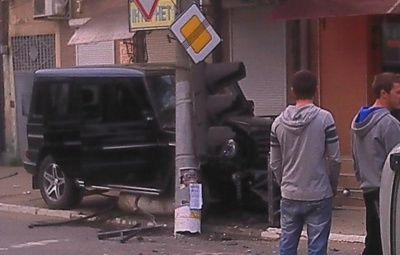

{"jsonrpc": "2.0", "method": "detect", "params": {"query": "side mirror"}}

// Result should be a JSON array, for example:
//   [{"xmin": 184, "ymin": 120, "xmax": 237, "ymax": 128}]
[
  {"xmin": 146, "ymin": 116, "xmax": 154, "ymax": 122},
  {"xmin": 142, "ymin": 110, "xmax": 155, "ymax": 124},
  {"xmin": 246, "ymin": 100, "xmax": 255, "ymax": 114},
  {"xmin": 390, "ymin": 153, "xmax": 400, "ymax": 172}
]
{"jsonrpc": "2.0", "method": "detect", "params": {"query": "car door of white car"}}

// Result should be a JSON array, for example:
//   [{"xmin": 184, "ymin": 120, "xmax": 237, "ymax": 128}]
[{"xmin": 380, "ymin": 145, "xmax": 400, "ymax": 255}]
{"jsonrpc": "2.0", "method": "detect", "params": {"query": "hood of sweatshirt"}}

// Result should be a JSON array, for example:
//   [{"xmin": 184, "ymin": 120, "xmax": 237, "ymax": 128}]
[
  {"xmin": 351, "ymin": 107, "xmax": 389, "ymax": 138},
  {"xmin": 281, "ymin": 104, "xmax": 320, "ymax": 135}
]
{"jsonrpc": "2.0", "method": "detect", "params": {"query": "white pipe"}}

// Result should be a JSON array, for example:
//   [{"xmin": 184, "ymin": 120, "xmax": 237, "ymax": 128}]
[{"xmin": 300, "ymin": 19, "xmax": 308, "ymax": 70}]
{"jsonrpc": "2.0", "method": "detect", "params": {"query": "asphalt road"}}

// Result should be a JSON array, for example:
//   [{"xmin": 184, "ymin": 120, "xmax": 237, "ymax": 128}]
[{"xmin": 0, "ymin": 211, "xmax": 364, "ymax": 255}]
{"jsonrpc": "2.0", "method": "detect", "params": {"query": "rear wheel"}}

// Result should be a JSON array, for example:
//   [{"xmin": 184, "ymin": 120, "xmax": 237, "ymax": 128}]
[{"xmin": 38, "ymin": 156, "xmax": 82, "ymax": 209}]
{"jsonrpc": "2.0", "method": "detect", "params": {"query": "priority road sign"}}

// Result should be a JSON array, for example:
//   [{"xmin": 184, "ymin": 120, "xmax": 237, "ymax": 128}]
[
  {"xmin": 170, "ymin": 4, "xmax": 221, "ymax": 64},
  {"xmin": 133, "ymin": 0, "xmax": 159, "ymax": 21}
]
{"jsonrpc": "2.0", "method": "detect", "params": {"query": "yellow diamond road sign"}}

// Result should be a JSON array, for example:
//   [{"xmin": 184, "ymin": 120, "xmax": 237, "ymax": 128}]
[{"xmin": 170, "ymin": 4, "xmax": 221, "ymax": 64}]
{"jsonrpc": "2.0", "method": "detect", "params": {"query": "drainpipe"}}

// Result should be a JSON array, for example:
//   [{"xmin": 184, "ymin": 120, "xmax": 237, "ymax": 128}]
[
  {"xmin": 135, "ymin": 30, "xmax": 147, "ymax": 63},
  {"xmin": 316, "ymin": 19, "xmax": 322, "ymax": 106},
  {"xmin": 0, "ymin": 0, "xmax": 8, "ymax": 154},
  {"xmin": 300, "ymin": 19, "xmax": 308, "ymax": 70}
]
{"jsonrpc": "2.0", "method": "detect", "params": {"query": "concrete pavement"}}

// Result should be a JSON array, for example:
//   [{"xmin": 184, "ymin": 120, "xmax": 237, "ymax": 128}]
[
  {"xmin": 0, "ymin": 166, "xmax": 367, "ymax": 243},
  {"xmin": 0, "ymin": 210, "xmax": 364, "ymax": 255}
]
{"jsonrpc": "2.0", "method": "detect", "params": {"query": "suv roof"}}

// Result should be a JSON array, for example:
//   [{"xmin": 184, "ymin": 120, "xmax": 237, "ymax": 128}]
[{"xmin": 34, "ymin": 63, "xmax": 177, "ymax": 78}]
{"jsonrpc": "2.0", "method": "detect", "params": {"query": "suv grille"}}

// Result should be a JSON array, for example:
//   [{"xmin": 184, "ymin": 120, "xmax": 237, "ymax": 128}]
[{"xmin": 249, "ymin": 127, "xmax": 270, "ymax": 167}]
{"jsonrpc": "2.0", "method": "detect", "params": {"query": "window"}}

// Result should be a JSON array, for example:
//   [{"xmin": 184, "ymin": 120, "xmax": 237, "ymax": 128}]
[
  {"xmin": 147, "ymin": 74, "xmax": 175, "ymax": 128},
  {"xmin": 31, "ymin": 82, "xmax": 47, "ymax": 116},
  {"xmin": 49, "ymin": 82, "xmax": 70, "ymax": 117},
  {"xmin": 80, "ymin": 84, "xmax": 102, "ymax": 121},
  {"xmin": 12, "ymin": 34, "xmax": 56, "ymax": 71},
  {"xmin": 103, "ymin": 81, "xmax": 143, "ymax": 123},
  {"xmin": 32, "ymin": 80, "xmax": 74, "ymax": 119},
  {"xmin": 80, "ymin": 78, "xmax": 145, "ymax": 123},
  {"xmin": 382, "ymin": 17, "xmax": 400, "ymax": 72}
]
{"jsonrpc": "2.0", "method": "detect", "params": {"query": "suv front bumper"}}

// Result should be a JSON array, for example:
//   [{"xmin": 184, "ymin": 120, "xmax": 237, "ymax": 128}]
[{"xmin": 23, "ymin": 160, "xmax": 37, "ymax": 175}]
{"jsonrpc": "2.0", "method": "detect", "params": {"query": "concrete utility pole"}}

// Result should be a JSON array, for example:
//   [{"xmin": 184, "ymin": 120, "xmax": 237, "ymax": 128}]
[
  {"xmin": 0, "ymin": 0, "xmax": 8, "ymax": 153},
  {"xmin": 174, "ymin": 0, "xmax": 201, "ymax": 235}
]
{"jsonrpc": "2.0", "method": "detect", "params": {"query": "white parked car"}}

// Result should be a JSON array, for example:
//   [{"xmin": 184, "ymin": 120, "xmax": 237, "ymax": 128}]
[{"xmin": 380, "ymin": 146, "xmax": 400, "ymax": 255}]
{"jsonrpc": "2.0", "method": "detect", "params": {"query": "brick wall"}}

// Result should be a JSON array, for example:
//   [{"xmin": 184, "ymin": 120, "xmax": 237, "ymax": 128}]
[{"xmin": 147, "ymin": 30, "xmax": 176, "ymax": 63}]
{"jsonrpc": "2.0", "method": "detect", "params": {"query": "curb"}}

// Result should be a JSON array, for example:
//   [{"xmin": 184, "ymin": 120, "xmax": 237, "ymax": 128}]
[
  {"xmin": 0, "ymin": 202, "xmax": 365, "ymax": 243},
  {"xmin": 0, "ymin": 203, "xmax": 83, "ymax": 219},
  {"xmin": 0, "ymin": 202, "xmax": 140, "ymax": 226},
  {"xmin": 197, "ymin": 253, "xmax": 247, "ymax": 255},
  {"xmin": 261, "ymin": 227, "xmax": 365, "ymax": 243}
]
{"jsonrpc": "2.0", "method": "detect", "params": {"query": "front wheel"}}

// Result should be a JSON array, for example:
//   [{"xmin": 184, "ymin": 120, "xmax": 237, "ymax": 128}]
[{"xmin": 38, "ymin": 156, "xmax": 82, "ymax": 209}]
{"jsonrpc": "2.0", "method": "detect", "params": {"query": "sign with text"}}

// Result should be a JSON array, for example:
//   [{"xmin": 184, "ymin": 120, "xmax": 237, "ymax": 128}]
[{"xmin": 129, "ymin": 0, "xmax": 176, "ymax": 31}]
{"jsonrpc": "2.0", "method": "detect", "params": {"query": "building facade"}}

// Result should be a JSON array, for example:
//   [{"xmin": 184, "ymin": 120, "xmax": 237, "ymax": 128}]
[
  {"xmin": 7, "ymin": 0, "xmax": 179, "ymax": 160},
  {"xmin": 8, "ymin": 0, "xmax": 389, "ymax": 209},
  {"xmin": 266, "ymin": 0, "xmax": 400, "ymax": 207},
  {"xmin": 7, "ymin": 0, "xmax": 292, "ymax": 162}
]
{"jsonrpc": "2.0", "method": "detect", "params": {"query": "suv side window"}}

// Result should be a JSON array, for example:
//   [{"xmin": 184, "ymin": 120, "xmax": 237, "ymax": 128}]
[
  {"xmin": 103, "ymin": 80, "xmax": 142, "ymax": 123},
  {"xmin": 31, "ymin": 79, "xmax": 75, "ymax": 120},
  {"xmin": 30, "ymin": 80, "xmax": 47, "ymax": 117},
  {"xmin": 80, "ymin": 78, "xmax": 146, "ymax": 123},
  {"xmin": 80, "ymin": 84, "xmax": 102, "ymax": 121},
  {"xmin": 49, "ymin": 82, "xmax": 71, "ymax": 117}
]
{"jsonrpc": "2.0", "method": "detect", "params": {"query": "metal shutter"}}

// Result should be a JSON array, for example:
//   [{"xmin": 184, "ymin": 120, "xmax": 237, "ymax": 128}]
[
  {"xmin": 231, "ymin": 7, "xmax": 286, "ymax": 116},
  {"xmin": 76, "ymin": 41, "xmax": 115, "ymax": 66},
  {"xmin": 146, "ymin": 29, "xmax": 176, "ymax": 63}
]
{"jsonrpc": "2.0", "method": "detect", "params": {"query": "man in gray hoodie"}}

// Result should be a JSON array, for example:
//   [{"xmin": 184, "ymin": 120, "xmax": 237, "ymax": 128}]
[
  {"xmin": 351, "ymin": 72, "xmax": 400, "ymax": 255},
  {"xmin": 270, "ymin": 70, "xmax": 341, "ymax": 255}
]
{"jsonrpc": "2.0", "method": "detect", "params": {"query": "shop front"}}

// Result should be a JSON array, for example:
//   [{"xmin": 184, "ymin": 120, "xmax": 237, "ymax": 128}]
[{"xmin": 268, "ymin": 0, "xmax": 400, "ymax": 207}]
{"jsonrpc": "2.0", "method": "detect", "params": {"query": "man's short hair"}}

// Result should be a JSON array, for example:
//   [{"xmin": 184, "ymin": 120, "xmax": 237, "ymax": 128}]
[
  {"xmin": 372, "ymin": 72, "xmax": 400, "ymax": 99},
  {"xmin": 292, "ymin": 70, "xmax": 317, "ymax": 100}
]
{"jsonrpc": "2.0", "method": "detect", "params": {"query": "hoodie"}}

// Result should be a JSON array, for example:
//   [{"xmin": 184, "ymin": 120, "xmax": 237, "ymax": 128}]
[
  {"xmin": 351, "ymin": 107, "xmax": 400, "ymax": 191},
  {"xmin": 270, "ymin": 104, "xmax": 341, "ymax": 201}
]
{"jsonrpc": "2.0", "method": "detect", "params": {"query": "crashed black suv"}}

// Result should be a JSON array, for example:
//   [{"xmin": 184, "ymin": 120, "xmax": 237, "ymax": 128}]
[{"xmin": 23, "ymin": 64, "xmax": 273, "ymax": 210}]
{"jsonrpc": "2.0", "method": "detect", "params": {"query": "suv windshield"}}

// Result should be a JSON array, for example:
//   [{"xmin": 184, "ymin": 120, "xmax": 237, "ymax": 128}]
[
  {"xmin": 147, "ymin": 74, "xmax": 176, "ymax": 128},
  {"xmin": 146, "ymin": 73, "xmax": 248, "ymax": 129}
]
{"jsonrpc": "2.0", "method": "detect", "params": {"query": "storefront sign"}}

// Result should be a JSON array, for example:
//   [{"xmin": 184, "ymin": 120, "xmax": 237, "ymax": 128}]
[{"xmin": 129, "ymin": 0, "xmax": 176, "ymax": 31}]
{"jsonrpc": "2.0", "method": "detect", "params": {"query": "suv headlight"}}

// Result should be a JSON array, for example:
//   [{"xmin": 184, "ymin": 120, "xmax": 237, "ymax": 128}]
[{"xmin": 221, "ymin": 139, "xmax": 238, "ymax": 158}]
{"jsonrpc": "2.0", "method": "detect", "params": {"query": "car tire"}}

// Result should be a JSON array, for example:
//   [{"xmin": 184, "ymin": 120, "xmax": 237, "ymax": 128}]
[{"xmin": 38, "ymin": 155, "xmax": 82, "ymax": 209}]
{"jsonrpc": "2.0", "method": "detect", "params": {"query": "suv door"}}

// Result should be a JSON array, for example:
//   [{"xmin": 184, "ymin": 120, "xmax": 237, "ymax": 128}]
[
  {"xmin": 26, "ymin": 78, "xmax": 80, "ymax": 173},
  {"xmin": 78, "ymin": 77, "xmax": 165, "ymax": 193}
]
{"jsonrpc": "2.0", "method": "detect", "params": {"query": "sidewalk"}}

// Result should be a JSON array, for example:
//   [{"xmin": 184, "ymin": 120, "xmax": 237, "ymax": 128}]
[{"xmin": 0, "ymin": 166, "xmax": 366, "ymax": 243}]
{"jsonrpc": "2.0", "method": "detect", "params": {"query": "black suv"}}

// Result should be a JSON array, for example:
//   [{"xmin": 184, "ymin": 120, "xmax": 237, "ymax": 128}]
[{"xmin": 23, "ymin": 64, "xmax": 273, "ymax": 210}]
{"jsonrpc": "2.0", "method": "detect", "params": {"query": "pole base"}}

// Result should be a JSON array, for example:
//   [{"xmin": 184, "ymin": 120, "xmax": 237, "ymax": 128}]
[{"xmin": 174, "ymin": 206, "xmax": 201, "ymax": 234}]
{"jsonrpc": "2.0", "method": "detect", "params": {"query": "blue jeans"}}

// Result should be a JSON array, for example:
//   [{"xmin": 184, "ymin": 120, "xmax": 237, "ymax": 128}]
[{"xmin": 279, "ymin": 197, "xmax": 333, "ymax": 255}]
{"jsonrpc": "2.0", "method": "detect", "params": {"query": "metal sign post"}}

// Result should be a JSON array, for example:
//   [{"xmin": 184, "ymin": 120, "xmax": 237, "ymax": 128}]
[{"xmin": 173, "ymin": 0, "xmax": 201, "ymax": 235}]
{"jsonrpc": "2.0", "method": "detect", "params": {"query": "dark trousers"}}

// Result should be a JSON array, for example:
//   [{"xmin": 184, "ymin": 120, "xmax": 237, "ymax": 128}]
[{"xmin": 362, "ymin": 190, "xmax": 383, "ymax": 255}]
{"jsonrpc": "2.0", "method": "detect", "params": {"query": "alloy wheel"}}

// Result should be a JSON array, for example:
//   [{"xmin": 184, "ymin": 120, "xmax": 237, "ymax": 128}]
[{"xmin": 42, "ymin": 163, "xmax": 66, "ymax": 202}]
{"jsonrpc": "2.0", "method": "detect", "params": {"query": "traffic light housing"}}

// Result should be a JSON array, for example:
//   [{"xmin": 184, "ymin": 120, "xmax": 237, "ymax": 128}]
[{"xmin": 191, "ymin": 61, "xmax": 246, "ymax": 162}]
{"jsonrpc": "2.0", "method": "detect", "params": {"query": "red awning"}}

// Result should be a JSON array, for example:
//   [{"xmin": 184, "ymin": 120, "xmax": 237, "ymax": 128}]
[{"xmin": 267, "ymin": 0, "xmax": 400, "ymax": 21}]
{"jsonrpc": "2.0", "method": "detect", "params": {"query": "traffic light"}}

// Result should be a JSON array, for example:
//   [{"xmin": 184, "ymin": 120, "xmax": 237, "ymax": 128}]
[{"xmin": 190, "ymin": 61, "xmax": 246, "ymax": 163}]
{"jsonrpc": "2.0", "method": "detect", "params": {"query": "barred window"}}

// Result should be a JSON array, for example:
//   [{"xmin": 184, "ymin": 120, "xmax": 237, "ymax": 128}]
[{"xmin": 11, "ymin": 34, "xmax": 56, "ymax": 71}]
